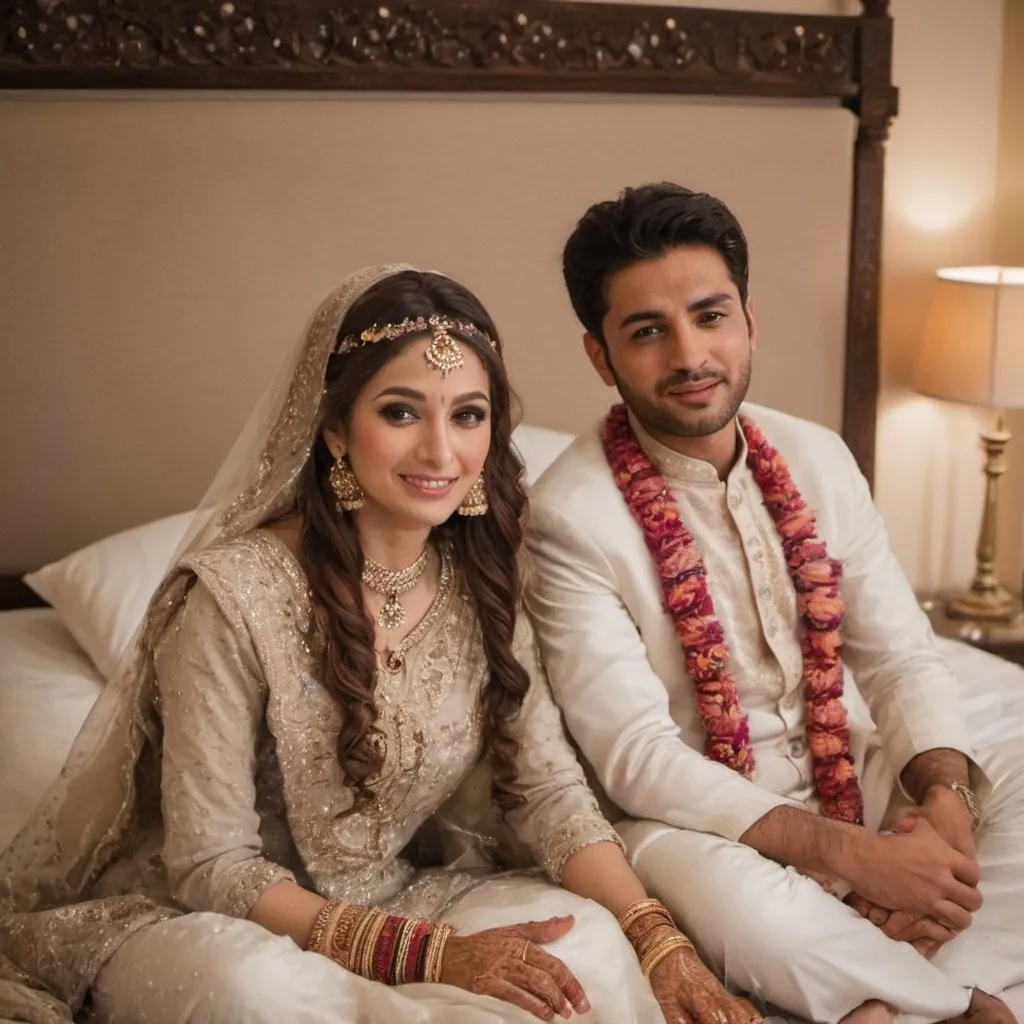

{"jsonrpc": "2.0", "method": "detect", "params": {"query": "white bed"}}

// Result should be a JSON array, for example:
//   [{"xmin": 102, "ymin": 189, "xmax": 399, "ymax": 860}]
[{"xmin": 1, "ymin": 422, "xmax": 1023, "ymax": 1019}]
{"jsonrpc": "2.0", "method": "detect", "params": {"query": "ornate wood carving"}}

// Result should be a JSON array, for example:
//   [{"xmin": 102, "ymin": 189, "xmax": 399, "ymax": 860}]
[
  {"xmin": 0, "ymin": 0, "xmax": 897, "ymax": 487},
  {"xmin": 2, "ymin": 1, "xmax": 859, "ymax": 97}
]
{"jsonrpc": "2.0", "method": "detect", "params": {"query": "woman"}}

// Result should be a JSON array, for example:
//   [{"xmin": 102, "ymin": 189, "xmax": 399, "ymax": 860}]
[{"xmin": 0, "ymin": 265, "xmax": 758, "ymax": 1024}]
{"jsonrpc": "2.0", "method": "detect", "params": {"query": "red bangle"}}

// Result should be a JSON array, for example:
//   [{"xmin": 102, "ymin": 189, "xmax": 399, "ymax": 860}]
[
  {"xmin": 404, "ymin": 920, "xmax": 433, "ymax": 983},
  {"xmin": 373, "ymin": 915, "xmax": 403, "ymax": 984}
]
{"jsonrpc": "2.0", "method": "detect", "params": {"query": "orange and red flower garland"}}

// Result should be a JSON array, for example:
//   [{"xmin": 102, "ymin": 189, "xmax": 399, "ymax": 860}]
[{"xmin": 603, "ymin": 403, "xmax": 864, "ymax": 824}]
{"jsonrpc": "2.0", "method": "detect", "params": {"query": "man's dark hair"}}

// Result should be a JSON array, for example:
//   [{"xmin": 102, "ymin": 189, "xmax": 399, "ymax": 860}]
[{"xmin": 562, "ymin": 182, "xmax": 751, "ymax": 343}]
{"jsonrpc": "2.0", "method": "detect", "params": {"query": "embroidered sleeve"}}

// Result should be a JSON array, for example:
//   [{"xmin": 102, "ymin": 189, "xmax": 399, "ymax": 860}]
[
  {"xmin": 156, "ymin": 581, "xmax": 295, "ymax": 917},
  {"xmin": 502, "ymin": 612, "xmax": 625, "ymax": 882}
]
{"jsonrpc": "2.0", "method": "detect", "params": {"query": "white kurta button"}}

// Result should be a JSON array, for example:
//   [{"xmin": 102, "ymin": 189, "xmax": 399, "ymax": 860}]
[
  {"xmin": 728, "ymin": 492, "xmax": 742, "ymax": 508},
  {"xmin": 759, "ymin": 585, "xmax": 772, "ymax": 600},
  {"xmin": 789, "ymin": 737, "xmax": 807, "ymax": 758}
]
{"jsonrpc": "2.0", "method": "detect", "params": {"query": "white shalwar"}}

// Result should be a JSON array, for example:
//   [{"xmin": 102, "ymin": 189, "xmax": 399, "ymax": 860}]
[{"xmin": 527, "ymin": 405, "xmax": 1024, "ymax": 1024}]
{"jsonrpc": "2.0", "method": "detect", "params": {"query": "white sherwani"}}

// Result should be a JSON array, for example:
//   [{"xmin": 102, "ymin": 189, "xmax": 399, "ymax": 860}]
[{"xmin": 526, "ymin": 404, "xmax": 1024, "ymax": 1024}]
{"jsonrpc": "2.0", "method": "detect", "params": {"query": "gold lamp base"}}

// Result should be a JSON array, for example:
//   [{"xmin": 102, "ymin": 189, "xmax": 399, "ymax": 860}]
[
  {"xmin": 946, "ymin": 583, "xmax": 1018, "ymax": 622},
  {"xmin": 946, "ymin": 412, "xmax": 1016, "ymax": 622}
]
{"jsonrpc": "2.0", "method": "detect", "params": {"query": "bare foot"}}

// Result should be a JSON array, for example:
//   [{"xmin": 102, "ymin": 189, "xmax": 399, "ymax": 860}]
[
  {"xmin": 945, "ymin": 989, "xmax": 1016, "ymax": 1024},
  {"xmin": 841, "ymin": 1000, "xmax": 894, "ymax": 1024}
]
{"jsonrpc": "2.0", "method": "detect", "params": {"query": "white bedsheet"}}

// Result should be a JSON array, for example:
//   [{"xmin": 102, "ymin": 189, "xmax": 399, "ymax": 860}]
[
  {"xmin": 0, "ymin": 608, "xmax": 104, "ymax": 852},
  {"xmin": 0, "ymin": 610, "xmax": 1021, "ymax": 1017}
]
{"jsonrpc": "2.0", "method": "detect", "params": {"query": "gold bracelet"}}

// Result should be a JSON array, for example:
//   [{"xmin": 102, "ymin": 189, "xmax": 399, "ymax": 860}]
[
  {"xmin": 640, "ymin": 934, "xmax": 696, "ymax": 977},
  {"xmin": 347, "ymin": 907, "xmax": 383, "ymax": 977},
  {"xmin": 307, "ymin": 899, "xmax": 346, "ymax": 954},
  {"xmin": 617, "ymin": 898, "xmax": 673, "ymax": 933},
  {"xmin": 359, "ymin": 910, "xmax": 390, "ymax": 980},
  {"xmin": 392, "ymin": 918, "xmax": 417, "ymax": 985},
  {"xmin": 327, "ymin": 904, "xmax": 367, "ymax": 967},
  {"xmin": 423, "ymin": 923, "xmax": 455, "ymax": 983},
  {"xmin": 630, "ymin": 917, "xmax": 679, "ymax": 954}
]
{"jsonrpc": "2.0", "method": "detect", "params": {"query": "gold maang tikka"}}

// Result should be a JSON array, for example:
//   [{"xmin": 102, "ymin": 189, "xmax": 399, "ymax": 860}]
[
  {"xmin": 361, "ymin": 547, "xmax": 430, "ymax": 631},
  {"xmin": 336, "ymin": 314, "xmax": 498, "ymax": 376}
]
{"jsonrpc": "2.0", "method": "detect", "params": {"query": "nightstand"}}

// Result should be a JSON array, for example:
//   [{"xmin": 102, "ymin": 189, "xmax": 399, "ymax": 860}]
[{"xmin": 920, "ymin": 595, "xmax": 1024, "ymax": 668}]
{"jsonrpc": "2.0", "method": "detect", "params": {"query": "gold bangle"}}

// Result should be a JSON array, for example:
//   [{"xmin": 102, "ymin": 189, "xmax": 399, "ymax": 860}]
[
  {"xmin": 632, "ymin": 921, "xmax": 680, "ymax": 958},
  {"xmin": 359, "ymin": 910, "xmax": 389, "ymax": 980},
  {"xmin": 307, "ymin": 899, "xmax": 346, "ymax": 954},
  {"xmin": 640, "ymin": 935, "xmax": 696, "ymax": 977},
  {"xmin": 617, "ymin": 898, "xmax": 673, "ymax": 933},
  {"xmin": 348, "ymin": 907, "xmax": 383, "ymax": 977},
  {"xmin": 393, "ymin": 918, "xmax": 417, "ymax": 985},
  {"xmin": 424, "ymin": 923, "xmax": 455, "ymax": 983},
  {"xmin": 329, "ymin": 904, "xmax": 367, "ymax": 967}
]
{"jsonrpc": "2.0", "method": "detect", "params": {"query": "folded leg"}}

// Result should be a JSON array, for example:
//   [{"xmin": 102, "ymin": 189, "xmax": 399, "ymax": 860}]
[
  {"xmin": 89, "ymin": 880, "xmax": 665, "ymax": 1024},
  {"xmin": 620, "ymin": 820, "xmax": 971, "ymax": 1024}
]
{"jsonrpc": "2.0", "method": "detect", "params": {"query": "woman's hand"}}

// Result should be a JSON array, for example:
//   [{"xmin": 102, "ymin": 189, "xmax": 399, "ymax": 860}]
[
  {"xmin": 645, "ymin": 927, "xmax": 760, "ymax": 1024},
  {"xmin": 439, "ymin": 915, "xmax": 590, "ymax": 1021}
]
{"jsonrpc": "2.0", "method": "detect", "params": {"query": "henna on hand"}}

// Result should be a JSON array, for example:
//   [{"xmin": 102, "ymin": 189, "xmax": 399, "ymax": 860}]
[{"xmin": 438, "ymin": 915, "xmax": 589, "ymax": 1022}]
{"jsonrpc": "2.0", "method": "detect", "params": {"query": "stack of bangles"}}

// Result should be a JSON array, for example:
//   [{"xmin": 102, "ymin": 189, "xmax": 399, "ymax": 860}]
[
  {"xmin": 617, "ymin": 898, "xmax": 695, "ymax": 977},
  {"xmin": 306, "ymin": 899, "xmax": 455, "ymax": 985}
]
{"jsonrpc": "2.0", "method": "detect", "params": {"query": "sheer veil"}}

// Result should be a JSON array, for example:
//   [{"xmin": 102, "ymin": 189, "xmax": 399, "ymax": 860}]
[{"xmin": 0, "ymin": 264, "xmax": 413, "ymax": 918}]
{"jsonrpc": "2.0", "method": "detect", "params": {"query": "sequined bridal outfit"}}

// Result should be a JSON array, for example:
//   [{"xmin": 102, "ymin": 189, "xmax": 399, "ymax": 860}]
[{"xmin": 0, "ymin": 265, "xmax": 715, "ymax": 1024}]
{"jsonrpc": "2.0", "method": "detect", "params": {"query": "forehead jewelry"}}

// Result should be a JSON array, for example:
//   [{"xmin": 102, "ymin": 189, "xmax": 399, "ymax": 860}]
[{"xmin": 336, "ymin": 314, "xmax": 497, "ymax": 377}]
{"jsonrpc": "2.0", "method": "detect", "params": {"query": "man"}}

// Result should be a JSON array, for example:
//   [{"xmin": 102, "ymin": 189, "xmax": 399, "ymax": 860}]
[{"xmin": 525, "ymin": 183, "xmax": 1024, "ymax": 1024}]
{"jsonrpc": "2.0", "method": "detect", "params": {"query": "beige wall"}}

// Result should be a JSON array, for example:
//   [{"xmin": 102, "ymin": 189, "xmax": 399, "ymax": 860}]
[
  {"xmin": 0, "ymin": 93, "xmax": 852, "ymax": 572},
  {"xmin": 873, "ymin": 0, "xmax": 1012, "ymax": 593}
]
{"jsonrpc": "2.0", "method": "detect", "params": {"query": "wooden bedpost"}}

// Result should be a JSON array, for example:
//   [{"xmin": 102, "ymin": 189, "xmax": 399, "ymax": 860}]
[{"xmin": 842, "ymin": 0, "xmax": 899, "ymax": 490}]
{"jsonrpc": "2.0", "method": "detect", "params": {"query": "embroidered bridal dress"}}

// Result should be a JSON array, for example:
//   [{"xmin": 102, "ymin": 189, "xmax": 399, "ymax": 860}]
[{"xmin": 0, "ymin": 265, "xmax": 663, "ymax": 1024}]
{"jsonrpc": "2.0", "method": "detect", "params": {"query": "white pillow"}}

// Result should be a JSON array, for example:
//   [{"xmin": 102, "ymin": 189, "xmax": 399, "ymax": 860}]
[
  {"xmin": 24, "ymin": 511, "xmax": 193, "ymax": 679},
  {"xmin": 512, "ymin": 423, "xmax": 575, "ymax": 484},
  {"xmin": 23, "ymin": 425, "xmax": 572, "ymax": 680}
]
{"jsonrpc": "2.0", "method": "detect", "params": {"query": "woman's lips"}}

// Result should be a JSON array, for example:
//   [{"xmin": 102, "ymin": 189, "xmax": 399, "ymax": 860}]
[{"xmin": 400, "ymin": 475, "xmax": 458, "ymax": 498}]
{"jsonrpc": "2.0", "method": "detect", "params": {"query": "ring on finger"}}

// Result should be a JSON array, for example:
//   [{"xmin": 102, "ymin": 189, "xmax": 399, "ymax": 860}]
[
  {"xmin": 712, "ymin": 1011, "xmax": 728, "ymax": 1024},
  {"xmin": 520, "ymin": 939, "xmax": 529, "ymax": 963}
]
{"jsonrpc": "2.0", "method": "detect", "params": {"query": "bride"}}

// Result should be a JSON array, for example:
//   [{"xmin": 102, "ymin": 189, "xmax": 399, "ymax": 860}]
[{"xmin": 0, "ymin": 265, "xmax": 759, "ymax": 1024}]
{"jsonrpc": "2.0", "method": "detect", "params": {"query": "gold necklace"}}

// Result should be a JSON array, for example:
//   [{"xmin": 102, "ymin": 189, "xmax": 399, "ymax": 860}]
[{"xmin": 361, "ymin": 546, "xmax": 430, "ymax": 631}]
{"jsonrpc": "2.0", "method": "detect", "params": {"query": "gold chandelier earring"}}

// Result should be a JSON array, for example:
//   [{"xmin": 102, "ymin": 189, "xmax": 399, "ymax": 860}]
[
  {"xmin": 329, "ymin": 452, "xmax": 365, "ymax": 512},
  {"xmin": 458, "ymin": 472, "xmax": 489, "ymax": 517}
]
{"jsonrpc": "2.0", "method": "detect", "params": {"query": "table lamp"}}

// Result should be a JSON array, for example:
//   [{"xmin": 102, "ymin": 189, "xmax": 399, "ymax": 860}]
[{"xmin": 912, "ymin": 266, "xmax": 1024, "ymax": 621}]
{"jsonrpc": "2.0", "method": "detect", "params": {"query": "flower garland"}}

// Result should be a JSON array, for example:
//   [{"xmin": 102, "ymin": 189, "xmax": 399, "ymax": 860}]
[{"xmin": 603, "ymin": 403, "xmax": 863, "ymax": 824}]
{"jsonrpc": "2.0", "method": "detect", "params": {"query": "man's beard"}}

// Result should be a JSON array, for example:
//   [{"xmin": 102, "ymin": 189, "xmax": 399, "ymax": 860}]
[{"xmin": 610, "ymin": 356, "xmax": 752, "ymax": 439}]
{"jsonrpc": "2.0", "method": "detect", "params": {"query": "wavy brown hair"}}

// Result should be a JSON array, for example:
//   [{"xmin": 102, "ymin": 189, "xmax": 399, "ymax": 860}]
[{"xmin": 294, "ymin": 270, "xmax": 529, "ymax": 813}]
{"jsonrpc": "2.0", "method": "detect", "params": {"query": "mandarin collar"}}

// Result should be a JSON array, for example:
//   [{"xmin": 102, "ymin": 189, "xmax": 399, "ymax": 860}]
[{"xmin": 627, "ymin": 408, "xmax": 749, "ymax": 486}]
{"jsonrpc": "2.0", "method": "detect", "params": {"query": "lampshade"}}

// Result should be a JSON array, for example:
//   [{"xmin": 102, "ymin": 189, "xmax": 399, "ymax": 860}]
[{"xmin": 912, "ymin": 266, "xmax": 1024, "ymax": 410}]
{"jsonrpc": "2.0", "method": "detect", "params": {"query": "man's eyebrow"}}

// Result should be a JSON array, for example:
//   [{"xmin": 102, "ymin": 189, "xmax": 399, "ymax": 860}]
[
  {"xmin": 687, "ymin": 292, "xmax": 734, "ymax": 313},
  {"xmin": 618, "ymin": 292, "xmax": 735, "ymax": 329},
  {"xmin": 619, "ymin": 309, "xmax": 665, "ymax": 329}
]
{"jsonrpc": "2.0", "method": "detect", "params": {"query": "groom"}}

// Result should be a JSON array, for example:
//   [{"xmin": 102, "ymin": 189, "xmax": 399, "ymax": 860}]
[{"xmin": 525, "ymin": 183, "xmax": 1024, "ymax": 1024}]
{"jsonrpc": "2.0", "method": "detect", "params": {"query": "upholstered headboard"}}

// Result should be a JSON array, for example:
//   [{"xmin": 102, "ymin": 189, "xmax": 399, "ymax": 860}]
[{"xmin": 0, "ymin": 1, "xmax": 897, "ymax": 573}]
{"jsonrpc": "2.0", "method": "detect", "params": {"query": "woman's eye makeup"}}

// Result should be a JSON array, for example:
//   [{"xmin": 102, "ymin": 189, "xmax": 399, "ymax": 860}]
[
  {"xmin": 379, "ymin": 403, "xmax": 417, "ymax": 423},
  {"xmin": 376, "ymin": 401, "xmax": 489, "ymax": 427},
  {"xmin": 452, "ymin": 405, "xmax": 489, "ymax": 426}
]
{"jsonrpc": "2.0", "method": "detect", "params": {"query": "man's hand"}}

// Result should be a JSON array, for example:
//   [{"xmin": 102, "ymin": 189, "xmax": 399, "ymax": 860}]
[
  {"xmin": 840, "ymin": 816, "xmax": 981, "ymax": 930},
  {"xmin": 843, "ymin": 813, "xmax": 973, "ymax": 957}
]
